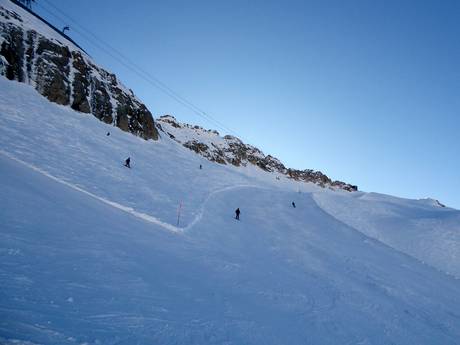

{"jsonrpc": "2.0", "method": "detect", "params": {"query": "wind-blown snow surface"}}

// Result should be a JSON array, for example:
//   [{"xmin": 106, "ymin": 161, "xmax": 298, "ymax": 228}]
[
  {"xmin": 314, "ymin": 192, "xmax": 460, "ymax": 278},
  {"xmin": 1, "ymin": 77, "xmax": 460, "ymax": 344}
]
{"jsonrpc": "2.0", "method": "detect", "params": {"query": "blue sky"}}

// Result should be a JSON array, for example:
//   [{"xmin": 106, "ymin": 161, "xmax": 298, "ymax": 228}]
[{"xmin": 34, "ymin": 0, "xmax": 460, "ymax": 208}]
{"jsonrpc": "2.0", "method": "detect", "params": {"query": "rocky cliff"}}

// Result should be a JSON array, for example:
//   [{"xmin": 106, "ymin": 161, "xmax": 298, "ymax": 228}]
[
  {"xmin": 0, "ymin": 2, "xmax": 158, "ymax": 140},
  {"xmin": 157, "ymin": 115, "xmax": 358, "ymax": 192}
]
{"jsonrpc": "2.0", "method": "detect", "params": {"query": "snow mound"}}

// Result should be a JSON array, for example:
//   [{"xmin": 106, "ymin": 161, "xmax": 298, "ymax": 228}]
[{"xmin": 313, "ymin": 190, "xmax": 460, "ymax": 277}]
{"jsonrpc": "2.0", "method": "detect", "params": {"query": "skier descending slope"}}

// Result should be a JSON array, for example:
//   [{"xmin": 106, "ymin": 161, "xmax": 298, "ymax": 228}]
[
  {"xmin": 235, "ymin": 207, "xmax": 241, "ymax": 220},
  {"xmin": 124, "ymin": 157, "xmax": 131, "ymax": 168}
]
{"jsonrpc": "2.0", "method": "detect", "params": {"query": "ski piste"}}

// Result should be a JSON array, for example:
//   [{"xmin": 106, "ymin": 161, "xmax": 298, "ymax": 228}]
[
  {"xmin": 1, "ymin": 1, "xmax": 460, "ymax": 343},
  {"xmin": 2, "ymin": 62, "xmax": 460, "ymax": 345}
]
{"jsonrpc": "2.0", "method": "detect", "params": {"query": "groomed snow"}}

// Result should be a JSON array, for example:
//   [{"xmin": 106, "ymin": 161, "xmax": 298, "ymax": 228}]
[{"xmin": 1, "ymin": 77, "xmax": 460, "ymax": 344}]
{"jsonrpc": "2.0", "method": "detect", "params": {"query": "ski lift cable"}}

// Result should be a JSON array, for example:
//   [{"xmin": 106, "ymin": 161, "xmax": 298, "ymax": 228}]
[
  {"xmin": 36, "ymin": 1, "xmax": 231, "ymax": 132},
  {"xmin": 37, "ymin": 3, "xmax": 205, "ymax": 117},
  {"xmin": 43, "ymin": 0, "xmax": 208, "ymax": 119},
  {"xmin": 32, "ymin": 2, "xmax": 194, "ymax": 106},
  {"xmin": 38, "ymin": 0, "xmax": 246, "ymax": 140}
]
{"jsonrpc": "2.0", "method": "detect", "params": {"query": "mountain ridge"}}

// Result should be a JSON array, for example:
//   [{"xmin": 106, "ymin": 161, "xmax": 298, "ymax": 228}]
[
  {"xmin": 157, "ymin": 115, "xmax": 358, "ymax": 192},
  {"xmin": 0, "ymin": 0, "xmax": 357, "ymax": 192}
]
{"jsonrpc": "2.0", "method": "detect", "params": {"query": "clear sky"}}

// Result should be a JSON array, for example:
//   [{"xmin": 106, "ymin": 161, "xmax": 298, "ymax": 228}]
[{"xmin": 33, "ymin": 0, "xmax": 460, "ymax": 208}]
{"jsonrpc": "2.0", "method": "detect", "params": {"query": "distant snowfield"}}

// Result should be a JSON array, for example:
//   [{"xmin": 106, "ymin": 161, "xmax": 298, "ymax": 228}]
[{"xmin": 1, "ymin": 76, "xmax": 460, "ymax": 344}]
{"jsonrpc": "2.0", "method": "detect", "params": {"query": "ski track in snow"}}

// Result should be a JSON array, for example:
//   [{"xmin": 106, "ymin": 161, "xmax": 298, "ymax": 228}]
[
  {"xmin": 3, "ymin": 152, "xmax": 460, "ymax": 345},
  {"xmin": 0, "ymin": 149, "xmax": 182, "ymax": 233},
  {"xmin": 1, "ymin": 75, "xmax": 460, "ymax": 279},
  {"xmin": 183, "ymin": 184, "xmax": 262, "ymax": 231},
  {"xmin": 0, "ymin": 150, "xmax": 262, "ymax": 234}
]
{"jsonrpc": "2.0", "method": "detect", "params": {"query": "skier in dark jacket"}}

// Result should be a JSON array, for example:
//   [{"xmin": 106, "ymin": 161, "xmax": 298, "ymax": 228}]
[
  {"xmin": 124, "ymin": 157, "xmax": 131, "ymax": 168},
  {"xmin": 292, "ymin": 201, "xmax": 296, "ymax": 208},
  {"xmin": 235, "ymin": 208, "xmax": 241, "ymax": 220}
]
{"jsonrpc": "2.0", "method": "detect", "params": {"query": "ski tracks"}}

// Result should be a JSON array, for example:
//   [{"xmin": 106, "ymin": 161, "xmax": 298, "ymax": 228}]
[{"xmin": 0, "ymin": 150, "xmax": 261, "ymax": 234}]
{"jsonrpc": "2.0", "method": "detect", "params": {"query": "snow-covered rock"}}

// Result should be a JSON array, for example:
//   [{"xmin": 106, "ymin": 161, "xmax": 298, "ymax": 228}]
[{"xmin": 157, "ymin": 115, "xmax": 358, "ymax": 191}]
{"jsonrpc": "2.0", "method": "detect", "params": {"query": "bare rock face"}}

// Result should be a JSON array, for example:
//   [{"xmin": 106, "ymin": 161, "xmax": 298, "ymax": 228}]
[
  {"xmin": 0, "ymin": 23, "xmax": 24, "ymax": 81},
  {"xmin": 35, "ymin": 38, "xmax": 71, "ymax": 105},
  {"xmin": 71, "ymin": 51, "xmax": 91, "ymax": 113},
  {"xmin": 184, "ymin": 141, "xmax": 210, "ymax": 154},
  {"xmin": 157, "ymin": 116, "xmax": 358, "ymax": 192},
  {"xmin": 112, "ymin": 87, "xmax": 156, "ymax": 140},
  {"xmin": 0, "ymin": 4, "xmax": 158, "ymax": 141}
]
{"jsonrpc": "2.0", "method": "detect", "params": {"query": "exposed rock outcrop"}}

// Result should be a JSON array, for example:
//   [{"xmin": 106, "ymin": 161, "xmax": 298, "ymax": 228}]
[
  {"xmin": 0, "ymin": 4, "xmax": 158, "ymax": 140},
  {"xmin": 157, "ymin": 115, "xmax": 358, "ymax": 192}
]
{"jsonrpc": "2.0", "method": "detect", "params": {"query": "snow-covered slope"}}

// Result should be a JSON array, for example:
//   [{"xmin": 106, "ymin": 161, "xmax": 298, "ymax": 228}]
[
  {"xmin": 2, "ymin": 77, "xmax": 460, "ymax": 344},
  {"xmin": 314, "ymin": 191, "xmax": 460, "ymax": 277}
]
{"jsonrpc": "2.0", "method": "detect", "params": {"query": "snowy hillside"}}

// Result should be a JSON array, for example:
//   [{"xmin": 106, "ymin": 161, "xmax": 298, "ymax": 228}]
[
  {"xmin": 2, "ymin": 75, "xmax": 460, "ymax": 344},
  {"xmin": 0, "ymin": 0, "xmax": 356, "ymax": 191}
]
